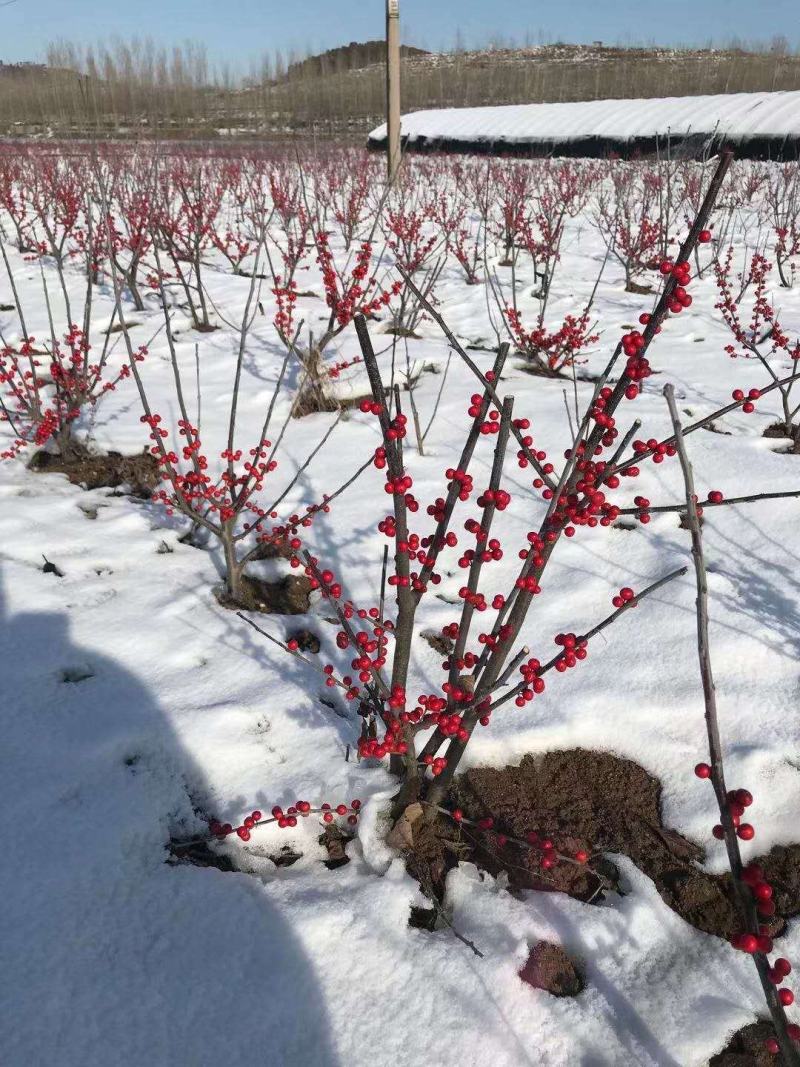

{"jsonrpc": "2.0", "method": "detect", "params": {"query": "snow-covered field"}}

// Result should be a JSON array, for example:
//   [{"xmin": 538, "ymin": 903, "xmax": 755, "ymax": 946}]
[{"xmin": 2, "ymin": 148, "xmax": 800, "ymax": 1066}]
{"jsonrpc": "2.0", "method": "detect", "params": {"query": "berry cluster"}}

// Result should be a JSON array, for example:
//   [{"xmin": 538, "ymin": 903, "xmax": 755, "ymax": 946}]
[{"xmin": 209, "ymin": 798, "xmax": 362, "ymax": 842}]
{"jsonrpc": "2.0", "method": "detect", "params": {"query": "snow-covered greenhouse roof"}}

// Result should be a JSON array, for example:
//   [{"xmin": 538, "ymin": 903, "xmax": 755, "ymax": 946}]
[{"xmin": 368, "ymin": 91, "xmax": 800, "ymax": 159}]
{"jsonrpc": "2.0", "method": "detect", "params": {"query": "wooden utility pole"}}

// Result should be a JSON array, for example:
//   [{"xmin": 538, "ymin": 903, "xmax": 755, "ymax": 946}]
[{"xmin": 386, "ymin": 0, "xmax": 401, "ymax": 182}]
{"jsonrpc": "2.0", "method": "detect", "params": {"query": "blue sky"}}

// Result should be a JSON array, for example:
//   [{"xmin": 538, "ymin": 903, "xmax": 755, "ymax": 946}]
[{"xmin": 1, "ymin": 0, "xmax": 798, "ymax": 68}]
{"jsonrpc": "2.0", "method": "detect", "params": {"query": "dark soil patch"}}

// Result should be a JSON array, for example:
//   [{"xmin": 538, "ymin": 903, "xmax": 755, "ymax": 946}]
[
  {"xmin": 384, "ymin": 325, "xmax": 422, "ymax": 339},
  {"xmin": 193, "ymin": 322, "xmax": 219, "ymax": 333},
  {"xmin": 422, "ymin": 750, "xmax": 800, "ymax": 941},
  {"xmin": 292, "ymin": 388, "xmax": 372, "ymax": 418},
  {"xmin": 270, "ymin": 845, "xmax": 303, "ymax": 867},
  {"xmin": 319, "ymin": 824, "xmax": 352, "ymax": 869},
  {"xmin": 168, "ymin": 836, "xmax": 304, "ymax": 871},
  {"xmin": 216, "ymin": 573, "xmax": 313, "ymax": 615},
  {"xmin": 452, "ymin": 755, "xmax": 800, "ymax": 938},
  {"xmin": 104, "ymin": 321, "xmax": 140, "ymax": 334},
  {"xmin": 168, "ymin": 838, "xmax": 236, "ymax": 872},
  {"xmin": 288, "ymin": 628, "xmax": 321, "ymax": 653},
  {"xmin": 0, "ymin": 302, "xmax": 16, "ymax": 312},
  {"xmin": 519, "ymin": 941, "xmax": 585, "ymax": 997},
  {"xmin": 514, "ymin": 360, "xmax": 567, "ymax": 380},
  {"xmin": 248, "ymin": 539, "xmax": 295, "ymax": 561},
  {"xmin": 709, "ymin": 1021, "xmax": 777, "ymax": 1066},
  {"xmin": 60, "ymin": 664, "xmax": 94, "ymax": 684},
  {"xmin": 29, "ymin": 448, "xmax": 160, "ymax": 497},
  {"xmin": 409, "ymin": 904, "xmax": 438, "ymax": 930},
  {"xmin": 764, "ymin": 421, "xmax": 800, "ymax": 454},
  {"xmin": 421, "ymin": 629, "xmax": 454, "ymax": 657},
  {"xmin": 625, "ymin": 279, "xmax": 655, "ymax": 295}
]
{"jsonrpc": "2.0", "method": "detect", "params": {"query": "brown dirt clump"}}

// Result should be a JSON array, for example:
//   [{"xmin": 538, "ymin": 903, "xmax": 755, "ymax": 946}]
[
  {"xmin": 29, "ymin": 447, "xmax": 160, "ymax": 496},
  {"xmin": 248, "ymin": 539, "xmax": 295, "ymax": 562},
  {"xmin": 420, "ymin": 630, "xmax": 454, "ymax": 657},
  {"xmin": 448, "ymin": 750, "xmax": 799, "ymax": 940},
  {"xmin": 709, "ymin": 1021, "xmax": 777, "ymax": 1066},
  {"xmin": 319, "ymin": 824, "xmax": 352, "ymax": 869},
  {"xmin": 291, "ymin": 388, "xmax": 372, "ymax": 418},
  {"xmin": 518, "ymin": 941, "xmax": 584, "ymax": 997},
  {"xmin": 216, "ymin": 574, "xmax": 313, "ymax": 615},
  {"xmin": 288, "ymin": 628, "xmax": 321, "ymax": 653},
  {"xmin": 763, "ymin": 421, "xmax": 800, "ymax": 454}
]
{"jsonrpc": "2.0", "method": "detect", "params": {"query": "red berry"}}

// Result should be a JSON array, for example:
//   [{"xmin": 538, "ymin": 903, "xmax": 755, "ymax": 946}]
[
  {"xmin": 695, "ymin": 762, "xmax": 712, "ymax": 779},
  {"xmin": 742, "ymin": 864, "xmax": 764, "ymax": 886},
  {"xmin": 698, "ymin": 229, "xmax": 712, "ymax": 243},
  {"xmin": 737, "ymin": 823, "xmax": 755, "ymax": 841},
  {"xmin": 764, "ymin": 1037, "xmax": 780, "ymax": 1054},
  {"xmin": 738, "ymin": 933, "xmax": 759, "ymax": 953},
  {"xmin": 779, "ymin": 989, "xmax": 794, "ymax": 1007}
]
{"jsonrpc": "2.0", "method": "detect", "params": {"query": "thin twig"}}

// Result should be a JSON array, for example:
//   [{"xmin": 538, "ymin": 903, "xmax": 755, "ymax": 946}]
[{"xmin": 664, "ymin": 384, "xmax": 799, "ymax": 1066}]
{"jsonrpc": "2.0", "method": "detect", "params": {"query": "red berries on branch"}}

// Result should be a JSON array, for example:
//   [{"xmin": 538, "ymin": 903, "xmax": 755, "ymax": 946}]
[{"xmin": 208, "ymin": 798, "xmax": 362, "ymax": 842}]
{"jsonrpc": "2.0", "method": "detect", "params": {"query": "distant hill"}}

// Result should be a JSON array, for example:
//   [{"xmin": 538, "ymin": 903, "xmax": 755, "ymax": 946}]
[
  {"xmin": 285, "ymin": 41, "xmax": 429, "ymax": 80},
  {"xmin": 0, "ymin": 61, "xmax": 49, "ymax": 79}
]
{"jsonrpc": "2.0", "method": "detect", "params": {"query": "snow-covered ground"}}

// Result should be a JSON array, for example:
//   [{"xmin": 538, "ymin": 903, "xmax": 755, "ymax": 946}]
[{"xmin": 2, "ymin": 153, "xmax": 800, "ymax": 1066}]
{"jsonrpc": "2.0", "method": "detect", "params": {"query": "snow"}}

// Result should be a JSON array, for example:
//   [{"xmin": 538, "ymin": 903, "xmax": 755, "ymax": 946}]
[
  {"xmin": 369, "ymin": 90, "xmax": 800, "ymax": 147},
  {"xmin": 2, "ymin": 153, "xmax": 800, "ymax": 1065}
]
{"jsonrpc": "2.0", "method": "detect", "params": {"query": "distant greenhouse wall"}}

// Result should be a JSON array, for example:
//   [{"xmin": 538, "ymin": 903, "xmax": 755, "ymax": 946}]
[{"xmin": 367, "ymin": 92, "xmax": 800, "ymax": 160}]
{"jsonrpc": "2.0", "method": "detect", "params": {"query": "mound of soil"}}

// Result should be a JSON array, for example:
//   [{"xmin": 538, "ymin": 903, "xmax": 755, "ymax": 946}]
[
  {"xmin": 216, "ymin": 573, "xmax": 313, "ymax": 615},
  {"xmin": 30, "ymin": 448, "xmax": 160, "ymax": 496},
  {"xmin": 288, "ymin": 628, "xmax": 321, "ymax": 653},
  {"xmin": 625, "ymin": 279, "xmax": 655, "ymax": 295},
  {"xmin": 519, "ymin": 941, "xmax": 584, "ymax": 997},
  {"xmin": 515, "ymin": 359, "xmax": 567, "ymax": 380},
  {"xmin": 292, "ymin": 389, "xmax": 372, "ymax": 419},
  {"xmin": 709, "ymin": 1021, "xmax": 778, "ymax": 1066},
  {"xmin": 763, "ymin": 421, "xmax": 800, "ymax": 454},
  {"xmin": 437, "ymin": 750, "xmax": 800, "ymax": 940}
]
